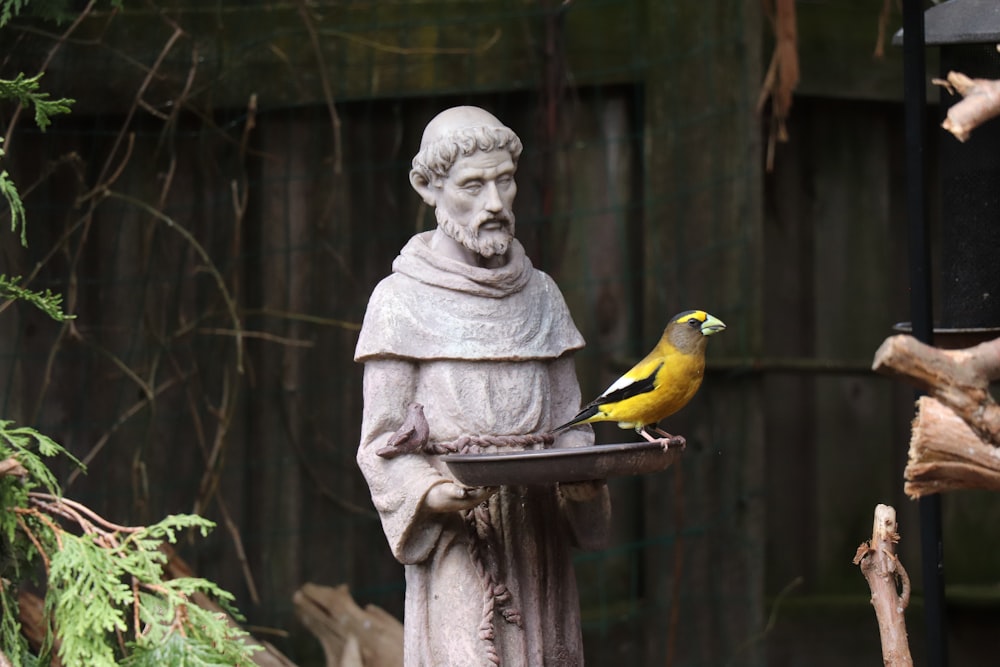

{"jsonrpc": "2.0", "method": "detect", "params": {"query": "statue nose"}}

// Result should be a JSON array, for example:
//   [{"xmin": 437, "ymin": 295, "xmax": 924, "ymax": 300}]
[{"xmin": 483, "ymin": 181, "xmax": 503, "ymax": 212}]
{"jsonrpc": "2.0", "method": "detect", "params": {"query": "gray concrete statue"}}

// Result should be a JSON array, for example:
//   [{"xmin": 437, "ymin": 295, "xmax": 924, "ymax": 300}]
[{"xmin": 355, "ymin": 106, "xmax": 611, "ymax": 666}]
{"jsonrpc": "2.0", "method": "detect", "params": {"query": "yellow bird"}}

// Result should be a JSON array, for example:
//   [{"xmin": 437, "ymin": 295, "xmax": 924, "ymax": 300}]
[{"xmin": 554, "ymin": 310, "xmax": 726, "ymax": 442}]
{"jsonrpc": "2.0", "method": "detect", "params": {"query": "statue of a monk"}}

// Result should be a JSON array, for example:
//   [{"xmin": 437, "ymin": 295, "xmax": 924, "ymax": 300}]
[{"xmin": 355, "ymin": 106, "xmax": 611, "ymax": 666}]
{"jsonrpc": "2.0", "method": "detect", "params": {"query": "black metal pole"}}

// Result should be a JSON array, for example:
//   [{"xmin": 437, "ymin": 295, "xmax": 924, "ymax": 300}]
[{"xmin": 902, "ymin": 0, "xmax": 947, "ymax": 664}]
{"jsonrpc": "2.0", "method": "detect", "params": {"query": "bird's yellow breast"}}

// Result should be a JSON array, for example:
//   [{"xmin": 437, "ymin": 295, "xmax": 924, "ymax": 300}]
[{"xmin": 597, "ymin": 348, "xmax": 705, "ymax": 428}]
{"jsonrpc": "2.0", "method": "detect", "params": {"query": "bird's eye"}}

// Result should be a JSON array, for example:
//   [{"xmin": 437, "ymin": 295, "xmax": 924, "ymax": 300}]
[{"xmin": 687, "ymin": 318, "xmax": 701, "ymax": 329}]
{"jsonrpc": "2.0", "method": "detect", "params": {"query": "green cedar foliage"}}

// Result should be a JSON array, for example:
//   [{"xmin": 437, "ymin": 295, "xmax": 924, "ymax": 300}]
[{"xmin": 0, "ymin": 423, "xmax": 260, "ymax": 666}]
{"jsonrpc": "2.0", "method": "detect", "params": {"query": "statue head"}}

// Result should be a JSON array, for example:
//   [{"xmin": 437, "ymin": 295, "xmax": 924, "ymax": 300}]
[{"xmin": 410, "ymin": 106, "xmax": 523, "ymax": 260}]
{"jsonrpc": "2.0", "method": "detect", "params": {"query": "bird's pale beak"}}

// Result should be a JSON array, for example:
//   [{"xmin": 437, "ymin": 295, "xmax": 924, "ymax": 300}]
[{"xmin": 700, "ymin": 315, "xmax": 726, "ymax": 336}]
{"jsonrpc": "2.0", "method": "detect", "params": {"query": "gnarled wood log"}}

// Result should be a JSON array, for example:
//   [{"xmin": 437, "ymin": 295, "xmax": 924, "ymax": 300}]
[
  {"xmin": 873, "ymin": 334, "xmax": 1000, "ymax": 496},
  {"xmin": 293, "ymin": 583, "xmax": 403, "ymax": 667},
  {"xmin": 905, "ymin": 395, "xmax": 1000, "ymax": 497}
]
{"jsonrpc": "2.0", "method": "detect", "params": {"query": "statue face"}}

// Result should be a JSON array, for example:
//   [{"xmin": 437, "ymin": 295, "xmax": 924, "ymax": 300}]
[{"xmin": 435, "ymin": 149, "xmax": 517, "ymax": 259}]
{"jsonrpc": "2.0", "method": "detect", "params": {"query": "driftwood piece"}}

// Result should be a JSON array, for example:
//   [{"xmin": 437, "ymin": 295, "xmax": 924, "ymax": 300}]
[
  {"xmin": 873, "ymin": 334, "xmax": 1000, "ymax": 496},
  {"xmin": 162, "ymin": 547, "xmax": 298, "ymax": 667},
  {"xmin": 17, "ymin": 589, "xmax": 63, "ymax": 666},
  {"xmin": 853, "ymin": 504, "xmax": 913, "ymax": 667},
  {"xmin": 873, "ymin": 334, "xmax": 1000, "ymax": 444},
  {"xmin": 0, "ymin": 457, "xmax": 27, "ymax": 478},
  {"xmin": 293, "ymin": 583, "xmax": 403, "ymax": 667},
  {"xmin": 905, "ymin": 396, "xmax": 1000, "ymax": 497},
  {"xmin": 933, "ymin": 70, "xmax": 1000, "ymax": 142}
]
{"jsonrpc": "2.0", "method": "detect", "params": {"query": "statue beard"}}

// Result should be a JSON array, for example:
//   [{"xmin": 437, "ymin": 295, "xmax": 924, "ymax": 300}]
[{"xmin": 436, "ymin": 208, "xmax": 516, "ymax": 259}]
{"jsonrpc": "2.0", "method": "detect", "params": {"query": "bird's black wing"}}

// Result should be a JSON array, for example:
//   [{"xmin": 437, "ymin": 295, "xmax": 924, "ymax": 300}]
[
  {"xmin": 585, "ymin": 362, "xmax": 662, "ymax": 407},
  {"xmin": 555, "ymin": 363, "xmax": 662, "ymax": 430}
]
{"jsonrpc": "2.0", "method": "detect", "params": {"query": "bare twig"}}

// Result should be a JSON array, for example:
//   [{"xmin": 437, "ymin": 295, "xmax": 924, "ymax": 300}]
[
  {"xmin": 873, "ymin": 0, "xmax": 897, "ymax": 59},
  {"xmin": 295, "ymin": 1, "xmax": 343, "ymax": 174},
  {"xmin": 67, "ymin": 374, "xmax": 185, "ymax": 487},
  {"xmin": 318, "ymin": 26, "xmax": 501, "ymax": 57},
  {"xmin": 196, "ymin": 328, "xmax": 314, "ymax": 348},
  {"xmin": 14, "ymin": 513, "xmax": 51, "ymax": 572},
  {"xmin": 103, "ymin": 191, "xmax": 246, "ymax": 374},
  {"xmin": 726, "ymin": 576, "xmax": 803, "ymax": 665},
  {"xmin": 30, "ymin": 492, "xmax": 144, "ymax": 534},
  {"xmin": 214, "ymin": 495, "xmax": 261, "ymax": 605}
]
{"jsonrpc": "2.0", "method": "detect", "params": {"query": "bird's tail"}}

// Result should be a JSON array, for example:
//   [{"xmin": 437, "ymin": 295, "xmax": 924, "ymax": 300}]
[{"xmin": 550, "ymin": 405, "xmax": 600, "ymax": 434}]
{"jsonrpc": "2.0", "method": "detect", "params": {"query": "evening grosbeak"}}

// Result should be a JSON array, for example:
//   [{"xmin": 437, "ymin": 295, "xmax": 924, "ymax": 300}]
[{"xmin": 554, "ymin": 310, "xmax": 726, "ymax": 442}]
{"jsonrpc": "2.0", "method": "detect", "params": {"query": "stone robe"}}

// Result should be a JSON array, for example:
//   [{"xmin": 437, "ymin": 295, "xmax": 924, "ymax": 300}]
[{"xmin": 355, "ymin": 232, "xmax": 611, "ymax": 666}]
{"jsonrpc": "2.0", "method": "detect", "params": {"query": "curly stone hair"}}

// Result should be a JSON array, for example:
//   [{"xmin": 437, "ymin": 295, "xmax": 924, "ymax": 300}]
[{"xmin": 410, "ymin": 125, "xmax": 523, "ymax": 187}]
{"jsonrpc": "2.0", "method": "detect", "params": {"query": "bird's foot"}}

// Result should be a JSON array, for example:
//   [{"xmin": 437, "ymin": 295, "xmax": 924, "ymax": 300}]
[
  {"xmin": 660, "ymin": 435, "xmax": 686, "ymax": 451},
  {"xmin": 646, "ymin": 426, "xmax": 686, "ymax": 452}
]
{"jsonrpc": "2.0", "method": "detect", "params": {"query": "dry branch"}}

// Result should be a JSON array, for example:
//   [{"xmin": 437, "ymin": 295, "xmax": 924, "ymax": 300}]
[
  {"xmin": 933, "ymin": 70, "xmax": 1000, "ymax": 142},
  {"xmin": 758, "ymin": 0, "xmax": 799, "ymax": 171},
  {"xmin": 293, "ymin": 583, "xmax": 403, "ymax": 667},
  {"xmin": 853, "ymin": 504, "xmax": 913, "ymax": 666}
]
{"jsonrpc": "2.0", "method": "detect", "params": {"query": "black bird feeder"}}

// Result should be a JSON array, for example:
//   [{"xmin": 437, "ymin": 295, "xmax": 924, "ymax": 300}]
[
  {"xmin": 895, "ymin": 1, "xmax": 1000, "ymax": 665},
  {"xmin": 929, "ymin": 0, "xmax": 1000, "ymax": 342}
]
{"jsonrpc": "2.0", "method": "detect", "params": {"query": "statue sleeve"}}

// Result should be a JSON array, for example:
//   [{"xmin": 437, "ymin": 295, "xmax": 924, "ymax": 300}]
[{"xmin": 356, "ymin": 358, "xmax": 450, "ymax": 564}]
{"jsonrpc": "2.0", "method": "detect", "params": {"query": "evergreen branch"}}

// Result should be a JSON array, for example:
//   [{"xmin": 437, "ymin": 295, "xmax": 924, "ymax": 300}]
[
  {"xmin": 0, "ymin": 72, "xmax": 73, "ymax": 131},
  {"xmin": 0, "ymin": 0, "xmax": 26, "ymax": 28},
  {"xmin": 0, "ymin": 274, "xmax": 74, "ymax": 321},
  {"xmin": 0, "ymin": 419, "xmax": 81, "ymax": 497},
  {"xmin": 0, "ymin": 159, "xmax": 26, "ymax": 245},
  {"xmin": 1, "ymin": 425, "xmax": 256, "ymax": 666},
  {"xmin": 0, "ymin": 582, "xmax": 32, "ymax": 667}
]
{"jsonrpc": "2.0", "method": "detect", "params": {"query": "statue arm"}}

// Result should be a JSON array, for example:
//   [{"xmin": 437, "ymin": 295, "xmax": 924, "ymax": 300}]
[{"xmin": 356, "ymin": 358, "xmax": 453, "ymax": 564}]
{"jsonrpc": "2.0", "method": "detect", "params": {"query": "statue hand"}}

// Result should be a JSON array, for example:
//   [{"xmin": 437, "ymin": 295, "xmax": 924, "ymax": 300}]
[{"xmin": 424, "ymin": 481, "xmax": 496, "ymax": 513}]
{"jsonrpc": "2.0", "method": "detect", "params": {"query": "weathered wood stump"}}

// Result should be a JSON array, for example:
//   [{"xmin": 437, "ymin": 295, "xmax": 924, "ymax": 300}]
[
  {"xmin": 293, "ymin": 583, "xmax": 403, "ymax": 667},
  {"xmin": 872, "ymin": 334, "xmax": 1000, "ymax": 497}
]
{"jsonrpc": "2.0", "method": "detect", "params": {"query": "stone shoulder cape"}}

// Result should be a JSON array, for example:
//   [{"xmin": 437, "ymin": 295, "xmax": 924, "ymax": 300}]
[{"xmin": 355, "ymin": 232, "xmax": 584, "ymax": 362}]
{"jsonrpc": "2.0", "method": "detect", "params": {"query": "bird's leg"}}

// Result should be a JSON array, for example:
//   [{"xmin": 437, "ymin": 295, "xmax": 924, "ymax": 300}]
[
  {"xmin": 637, "ymin": 426, "xmax": 660, "ymax": 443},
  {"xmin": 649, "ymin": 425, "xmax": 687, "ymax": 451},
  {"xmin": 649, "ymin": 425, "xmax": 674, "ymax": 439}
]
